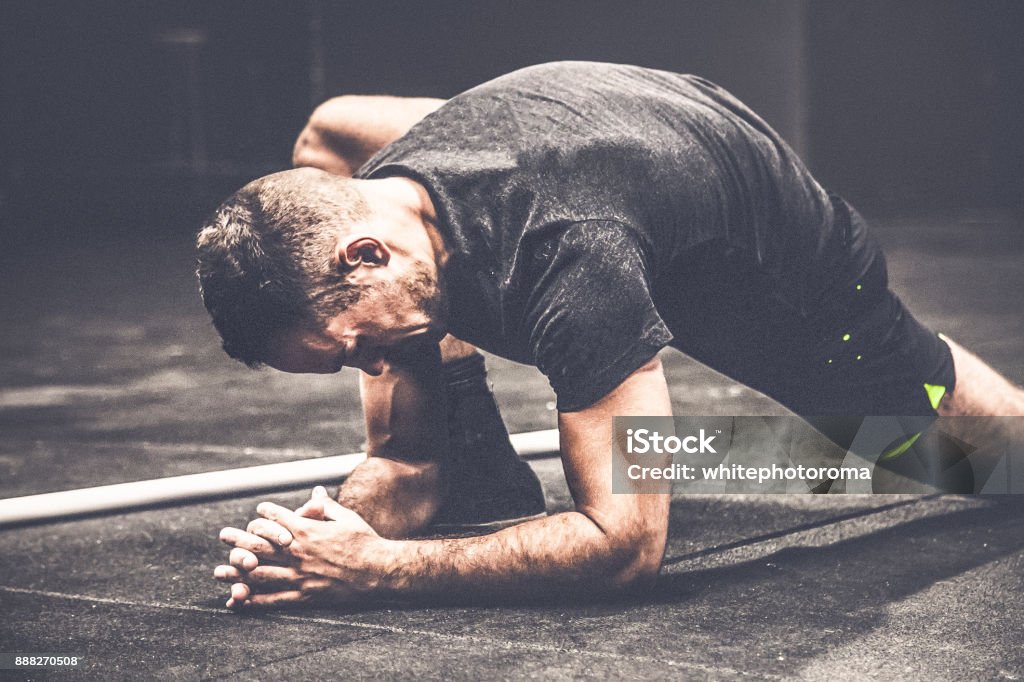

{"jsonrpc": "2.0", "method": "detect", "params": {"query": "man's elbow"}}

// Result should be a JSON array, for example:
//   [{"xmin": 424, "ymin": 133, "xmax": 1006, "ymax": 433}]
[
  {"xmin": 291, "ymin": 130, "xmax": 320, "ymax": 170},
  {"xmin": 611, "ymin": 539, "xmax": 665, "ymax": 593},
  {"xmin": 598, "ymin": 523, "xmax": 667, "ymax": 594},
  {"xmin": 292, "ymin": 133, "xmax": 356, "ymax": 176}
]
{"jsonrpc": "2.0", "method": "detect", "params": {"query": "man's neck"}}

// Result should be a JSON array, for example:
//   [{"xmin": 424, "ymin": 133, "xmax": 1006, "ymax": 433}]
[{"xmin": 359, "ymin": 177, "xmax": 449, "ymax": 268}]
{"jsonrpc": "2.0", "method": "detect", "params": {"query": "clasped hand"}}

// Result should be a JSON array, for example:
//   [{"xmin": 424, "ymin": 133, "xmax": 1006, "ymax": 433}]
[{"xmin": 214, "ymin": 486, "xmax": 386, "ymax": 609}]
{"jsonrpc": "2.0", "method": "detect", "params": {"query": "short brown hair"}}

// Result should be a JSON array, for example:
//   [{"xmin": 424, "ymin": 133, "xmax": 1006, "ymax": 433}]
[{"xmin": 196, "ymin": 168, "xmax": 369, "ymax": 367}]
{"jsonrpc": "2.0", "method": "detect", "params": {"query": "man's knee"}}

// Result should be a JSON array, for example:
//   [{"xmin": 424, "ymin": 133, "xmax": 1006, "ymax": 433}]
[
  {"xmin": 292, "ymin": 97, "xmax": 363, "ymax": 174},
  {"xmin": 940, "ymin": 335, "xmax": 1024, "ymax": 416},
  {"xmin": 293, "ymin": 95, "xmax": 445, "ymax": 175}
]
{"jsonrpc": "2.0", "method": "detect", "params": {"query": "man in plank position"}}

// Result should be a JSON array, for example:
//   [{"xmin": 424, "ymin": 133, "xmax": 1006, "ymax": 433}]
[{"xmin": 198, "ymin": 62, "xmax": 1024, "ymax": 608}]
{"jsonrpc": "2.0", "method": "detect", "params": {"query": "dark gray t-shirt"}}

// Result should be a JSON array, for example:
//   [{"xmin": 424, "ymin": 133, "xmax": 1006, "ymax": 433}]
[{"xmin": 357, "ymin": 61, "xmax": 841, "ymax": 411}]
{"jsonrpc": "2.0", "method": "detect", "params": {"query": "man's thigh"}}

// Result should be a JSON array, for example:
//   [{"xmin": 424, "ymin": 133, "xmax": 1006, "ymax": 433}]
[
  {"xmin": 765, "ymin": 290, "xmax": 956, "ymax": 416},
  {"xmin": 666, "ymin": 239, "xmax": 955, "ymax": 417}
]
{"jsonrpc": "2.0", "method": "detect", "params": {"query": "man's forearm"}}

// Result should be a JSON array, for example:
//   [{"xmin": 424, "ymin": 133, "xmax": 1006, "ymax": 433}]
[
  {"xmin": 344, "ymin": 341, "xmax": 449, "ymax": 539},
  {"xmin": 359, "ymin": 356, "xmax": 672, "ymax": 602},
  {"xmin": 221, "ymin": 357, "xmax": 673, "ymax": 609},
  {"xmin": 372, "ymin": 510, "xmax": 660, "ymax": 601}
]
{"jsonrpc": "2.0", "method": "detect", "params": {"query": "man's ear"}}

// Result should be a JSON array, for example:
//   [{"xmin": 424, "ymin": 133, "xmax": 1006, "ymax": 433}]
[{"xmin": 333, "ymin": 236, "xmax": 391, "ymax": 271}]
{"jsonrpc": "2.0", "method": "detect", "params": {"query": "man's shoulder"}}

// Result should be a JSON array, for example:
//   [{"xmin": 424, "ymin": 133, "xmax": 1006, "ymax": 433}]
[{"xmin": 511, "ymin": 219, "xmax": 672, "ymax": 410}]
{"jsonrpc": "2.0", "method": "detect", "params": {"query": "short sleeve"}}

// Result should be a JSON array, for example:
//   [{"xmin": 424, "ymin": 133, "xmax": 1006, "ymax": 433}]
[{"xmin": 522, "ymin": 221, "xmax": 673, "ymax": 411}]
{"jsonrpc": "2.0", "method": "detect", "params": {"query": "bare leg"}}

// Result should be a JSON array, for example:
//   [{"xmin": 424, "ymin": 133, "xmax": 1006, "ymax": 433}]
[
  {"xmin": 806, "ymin": 336, "xmax": 1024, "ymax": 493},
  {"xmin": 899, "ymin": 336, "xmax": 1024, "ymax": 492},
  {"xmin": 938, "ymin": 336, "xmax": 1024, "ymax": 416}
]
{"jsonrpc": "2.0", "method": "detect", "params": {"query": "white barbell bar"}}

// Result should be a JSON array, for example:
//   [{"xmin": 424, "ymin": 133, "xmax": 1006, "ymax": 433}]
[{"xmin": 0, "ymin": 429, "xmax": 560, "ymax": 527}]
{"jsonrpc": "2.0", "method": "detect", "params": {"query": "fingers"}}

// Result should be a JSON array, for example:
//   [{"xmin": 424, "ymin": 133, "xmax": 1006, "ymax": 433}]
[
  {"xmin": 295, "ymin": 501, "xmax": 325, "ymax": 521},
  {"xmin": 214, "ymin": 564, "xmax": 240, "ymax": 582},
  {"xmin": 301, "ymin": 485, "xmax": 370, "ymax": 526},
  {"xmin": 225, "ymin": 581, "xmax": 251, "ymax": 609},
  {"xmin": 231, "ymin": 582, "xmax": 250, "ymax": 602},
  {"xmin": 217, "ymin": 564, "xmax": 307, "ymax": 610},
  {"xmin": 241, "ymin": 590, "xmax": 308, "ymax": 609},
  {"xmin": 217, "ymin": 565, "xmax": 304, "ymax": 611},
  {"xmin": 318, "ymin": 496, "xmax": 361, "ymax": 523},
  {"xmin": 239, "ymin": 578, "xmax": 358, "ymax": 610},
  {"xmin": 229, "ymin": 547, "xmax": 259, "ymax": 571},
  {"xmin": 246, "ymin": 517, "xmax": 293, "ymax": 547},
  {"xmin": 219, "ymin": 489, "xmax": 357, "ymax": 612},
  {"xmin": 286, "ymin": 494, "xmax": 374, "ymax": 537},
  {"xmin": 256, "ymin": 502, "xmax": 305, "ymax": 534},
  {"xmin": 220, "ymin": 526, "xmax": 276, "ymax": 555},
  {"xmin": 295, "ymin": 486, "xmax": 331, "ymax": 520},
  {"xmin": 214, "ymin": 564, "xmax": 303, "ymax": 586}
]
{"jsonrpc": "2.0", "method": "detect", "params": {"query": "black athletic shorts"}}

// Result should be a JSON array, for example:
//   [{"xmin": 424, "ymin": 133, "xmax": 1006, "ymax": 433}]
[{"xmin": 665, "ymin": 195, "xmax": 956, "ymax": 416}]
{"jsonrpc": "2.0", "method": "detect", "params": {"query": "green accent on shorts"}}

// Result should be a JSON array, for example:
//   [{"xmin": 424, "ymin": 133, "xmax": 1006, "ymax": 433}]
[
  {"xmin": 924, "ymin": 383, "xmax": 947, "ymax": 411},
  {"xmin": 880, "ymin": 432, "xmax": 922, "ymax": 461}
]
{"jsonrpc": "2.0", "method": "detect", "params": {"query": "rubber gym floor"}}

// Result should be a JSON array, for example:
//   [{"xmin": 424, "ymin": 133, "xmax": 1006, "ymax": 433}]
[{"xmin": 1, "ymin": 214, "xmax": 1022, "ymax": 680}]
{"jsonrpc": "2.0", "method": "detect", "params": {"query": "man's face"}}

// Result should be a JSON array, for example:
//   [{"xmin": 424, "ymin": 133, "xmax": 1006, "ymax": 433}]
[{"xmin": 264, "ymin": 263, "xmax": 442, "ymax": 376}]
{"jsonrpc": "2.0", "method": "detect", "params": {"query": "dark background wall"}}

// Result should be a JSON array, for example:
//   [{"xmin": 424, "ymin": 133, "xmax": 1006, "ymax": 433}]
[
  {"xmin": 806, "ymin": 0, "xmax": 1024, "ymax": 212},
  {"xmin": 0, "ymin": 1, "xmax": 312, "ymax": 241},
  {"xmin": 317, "ymin": 0, "xmax": 810, "ymax": 154},
  {"xmin": 1, "ymin": 0, "xmax": 1021, "ymax": 244}
]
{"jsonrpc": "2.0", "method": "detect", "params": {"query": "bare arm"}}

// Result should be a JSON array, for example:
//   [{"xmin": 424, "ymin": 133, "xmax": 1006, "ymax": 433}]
[
  {"xmin": 335, "ymin": 340, "xmax": 449, "ymax": 539},
  {"xmin": 292, "ymin": 95, "xmax": 446, "ymax": 176},
  {"xmin": 225, "ymin": 356, "xmax": 674, "ymax": 605},
  {"xmin": 376, "ymin": 356, "xmax": 674, "ymax": 598}
]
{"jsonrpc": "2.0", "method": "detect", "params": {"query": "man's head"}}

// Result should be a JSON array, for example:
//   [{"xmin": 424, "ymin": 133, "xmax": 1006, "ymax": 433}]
[{"xmin": 196, "ymin": 167, "xmax": 444, "ymax": 375}]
